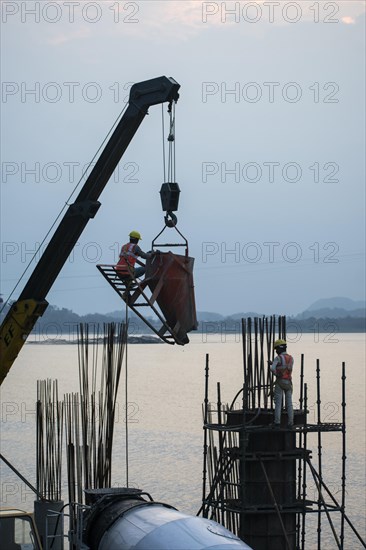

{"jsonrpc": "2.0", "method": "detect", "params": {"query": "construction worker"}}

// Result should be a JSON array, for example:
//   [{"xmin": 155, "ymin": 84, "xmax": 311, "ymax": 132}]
[
  {"xmin": 269, "ymin": 339, "xmax": 294, "ymax": 429},
  {"xmin": 115, "ymin": 230, "xmax": 152, "ymax": 279}
]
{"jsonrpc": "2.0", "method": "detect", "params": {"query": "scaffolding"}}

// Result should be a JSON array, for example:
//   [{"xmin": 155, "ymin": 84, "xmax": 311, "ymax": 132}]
[{"xmin": 199, "ymin": 316, "xmax": 365, "ymax": 550}]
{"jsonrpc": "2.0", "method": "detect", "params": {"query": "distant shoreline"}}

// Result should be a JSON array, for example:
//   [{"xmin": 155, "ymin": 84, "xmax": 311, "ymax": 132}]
[
  {"xmin": 27, "ymin": 335, "xmax": 162, "ymax": 345},
  {"xmin": 26, "ymin": 325, "xmax": 366, "ymax": 347}
]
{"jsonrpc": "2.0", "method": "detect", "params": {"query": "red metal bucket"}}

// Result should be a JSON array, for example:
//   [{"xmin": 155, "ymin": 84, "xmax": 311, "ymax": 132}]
[{"xmin": 145, "ymin": 252, "xmax": 198, "ymax": 344}]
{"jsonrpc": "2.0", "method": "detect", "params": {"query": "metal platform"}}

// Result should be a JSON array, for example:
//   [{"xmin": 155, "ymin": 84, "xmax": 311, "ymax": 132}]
[
  {"xmin": 96, "ymin": 264, "xmax": 180, "ymax": 345},
  {"xmin": 97, "ymin": 251, "xmax": 197, "ymax": 346},
  {"xmin": 204, "ymin": 421, "xmax": 343, "ymax": 434}
]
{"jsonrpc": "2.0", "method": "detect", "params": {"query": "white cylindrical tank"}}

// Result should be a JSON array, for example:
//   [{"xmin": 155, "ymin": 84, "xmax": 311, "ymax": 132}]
[{"xmin": 98, "ymin": 503, "xmax": 253, "ymax": 550}]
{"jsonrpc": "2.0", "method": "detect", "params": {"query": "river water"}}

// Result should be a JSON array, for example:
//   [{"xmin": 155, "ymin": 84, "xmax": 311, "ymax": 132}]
[{"xmin": 1, "ymin": 332, "xmax": 365, "ymax": 548}]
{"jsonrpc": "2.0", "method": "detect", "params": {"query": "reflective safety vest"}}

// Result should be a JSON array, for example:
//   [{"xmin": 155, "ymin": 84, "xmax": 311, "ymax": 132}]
[
  {"xmin": 116, "ymin": 243, "xmax": 138, "ymax": 271},
  {"xmin": 276, "ymin": 353, "xmax": 293, "ymax": 381}
]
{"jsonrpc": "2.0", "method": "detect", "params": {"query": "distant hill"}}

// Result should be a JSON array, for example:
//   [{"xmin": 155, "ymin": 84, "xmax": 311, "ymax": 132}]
[
  {"xmin": 197, "ymin": 297, "xmax": 365, "ymax": 333},
  {"xmin": 296, "ymin": 308, "xmax": 365, "ymax": 320},
  {"xmin": 196, "ymin": 311, "xmax": 225, "ymax": 322},
  {"xmin": 305, "ymin": 297, "xmax": 365, "ymax": 312},
  {"xmin": 1, "ymin": 297, "xmax": 364, "ymax": 335},
  {"xmin": 226, "ymin": 312, "xmax": 264, "ymax": 320},
  {"xmin": 295, "ymin": 297, "xmax": 365, "ymax": 322},
  {"xmin": 0, "ymin": 303, "xmax": 157, "ymax": 336}
]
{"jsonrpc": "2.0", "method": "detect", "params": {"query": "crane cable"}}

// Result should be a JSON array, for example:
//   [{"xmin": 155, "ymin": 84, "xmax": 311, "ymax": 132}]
[
  {"xmin": 125, "ymin": 294, "xmax": 129, "ymax": 487},
  {"xmin": 161, "ymin": 101, "xmax": 176, "ymax": 186},
  {"xmin": 168, "ymin": 101, "xmax": 176, "ymax": 183},
  {"xmin": 1, "ymin": 103, "xmax": 129, "ymax": 314},
  {"xmin": 161, "ymin": 104, "xmax": 166, "ymax": 182},
  {"xmin": 160, "ymin": 101, "xmax": 179, "ymax": 230}
]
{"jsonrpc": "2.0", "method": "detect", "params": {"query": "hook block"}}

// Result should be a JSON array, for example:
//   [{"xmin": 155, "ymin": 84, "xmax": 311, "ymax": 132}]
[{"xmin": 160, "ymin": 182, "xmax": 180, "ymax": 212}]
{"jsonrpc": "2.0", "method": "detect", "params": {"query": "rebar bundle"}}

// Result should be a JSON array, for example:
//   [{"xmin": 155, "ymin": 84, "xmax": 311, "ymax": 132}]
[
  {"xmin": 64, "ymin": 323, "xmax": 126, "ymax": 508},
  {"xmin": 200, "ymin": 316, "xmax": 286, "ymax": 523},
  {"xmin": 36, "ymin": 379, "xmax": 64, "ymax": 501}
]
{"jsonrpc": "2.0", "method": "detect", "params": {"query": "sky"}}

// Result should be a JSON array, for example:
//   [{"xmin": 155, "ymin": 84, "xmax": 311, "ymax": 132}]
[{"xmin": 1, "ymin": 0, "xmax": 365, "ymax": 316}]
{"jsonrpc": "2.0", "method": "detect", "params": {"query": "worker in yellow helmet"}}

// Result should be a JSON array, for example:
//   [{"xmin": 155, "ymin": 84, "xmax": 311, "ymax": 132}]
[
  {"xmin": 269, "ymin": 339, "xmax": 294, "ymax": 429},
  {"xmin": 116, "ymin": 231, "xmax": 153, "ymax": 279}
]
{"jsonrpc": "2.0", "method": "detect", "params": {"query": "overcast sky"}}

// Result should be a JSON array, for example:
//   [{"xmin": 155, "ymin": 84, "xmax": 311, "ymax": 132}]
[{"xmin": 1, "ymin": 1, "xmax": 365, "ymax": 316}]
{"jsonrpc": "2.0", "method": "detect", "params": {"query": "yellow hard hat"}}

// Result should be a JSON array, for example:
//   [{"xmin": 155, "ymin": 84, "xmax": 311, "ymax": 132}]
[
  {"xmin": 129, "ymin": 230, "xmax": 142, "ymax": 240},
  {"xmin": 274, "ymin": 339, "xmax": 287, "ymax": 348}
]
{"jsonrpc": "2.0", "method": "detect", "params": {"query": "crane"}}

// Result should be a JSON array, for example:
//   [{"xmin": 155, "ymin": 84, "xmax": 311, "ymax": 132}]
[
  {"xmin": 0, "ymin": 76, "xmax": 180, "ymax": 385},
  {"xmin": 0, "ymin": 77, "xmax": 249, "ymax": 550}
]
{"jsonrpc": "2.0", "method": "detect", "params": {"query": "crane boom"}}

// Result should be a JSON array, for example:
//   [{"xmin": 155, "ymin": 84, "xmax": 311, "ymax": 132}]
[{"xmin": 0, "ymin": 76, "xmax": 180, "ymax": 385}]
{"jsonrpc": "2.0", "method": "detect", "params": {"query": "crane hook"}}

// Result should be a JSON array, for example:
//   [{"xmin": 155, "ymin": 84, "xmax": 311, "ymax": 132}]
[{"xmin": 164, "ymin": 211, "xmax": 178, "ymax": 228}]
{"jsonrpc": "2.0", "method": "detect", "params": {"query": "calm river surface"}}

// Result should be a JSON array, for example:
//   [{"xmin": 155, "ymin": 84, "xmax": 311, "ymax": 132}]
[{"xmin": 1, "ymin": 332, "xmax": 365, "ymax": 548}]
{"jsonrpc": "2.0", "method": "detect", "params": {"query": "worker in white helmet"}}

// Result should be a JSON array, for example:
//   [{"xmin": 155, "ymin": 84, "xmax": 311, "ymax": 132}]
[{"xmin": 269, "ymin": 339, "xmax": 294, "ymax": 429}]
